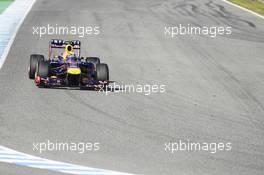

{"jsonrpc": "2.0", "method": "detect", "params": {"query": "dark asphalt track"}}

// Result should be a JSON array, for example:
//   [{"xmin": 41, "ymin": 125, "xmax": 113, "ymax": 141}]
[{"xmin": 0, "ymin": 0, "xmax": 264, "ymax": 174}]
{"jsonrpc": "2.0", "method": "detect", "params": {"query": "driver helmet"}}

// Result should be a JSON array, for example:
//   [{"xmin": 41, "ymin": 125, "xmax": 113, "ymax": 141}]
[{"xmin": 63, "ymin": 44, "xmax": 74, "ymax": 60}]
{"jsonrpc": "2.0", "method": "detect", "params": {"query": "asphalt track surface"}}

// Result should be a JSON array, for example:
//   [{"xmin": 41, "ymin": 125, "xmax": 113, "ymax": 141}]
[{"xmin": 0, "ymin": 0, "xmax": 264, "ymax": 174}]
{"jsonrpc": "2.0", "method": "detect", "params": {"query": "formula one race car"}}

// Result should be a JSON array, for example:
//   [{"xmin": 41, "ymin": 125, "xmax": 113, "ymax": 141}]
[{"xmin": 28, "ymin": 39, "xmax": 109, "ymax": 89}]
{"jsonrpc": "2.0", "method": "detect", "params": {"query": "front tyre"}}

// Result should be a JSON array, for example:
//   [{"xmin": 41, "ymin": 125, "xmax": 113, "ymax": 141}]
[
  {"xmin": 96, "ymin": 63, "xmax": 109, "ymax": 81},
  {"xmin": 28, "ymin": 54, "xmax": 44, "ymax": 79},
  {"xmin": 37, "ymin": 60, "xmax": 50, "ymax": 78}
]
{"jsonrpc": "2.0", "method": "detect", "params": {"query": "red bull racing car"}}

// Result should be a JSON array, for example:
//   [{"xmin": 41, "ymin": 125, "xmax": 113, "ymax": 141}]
[{"xmin": 28, "ymin": 39, "xmax": 109, "ymax": 89}]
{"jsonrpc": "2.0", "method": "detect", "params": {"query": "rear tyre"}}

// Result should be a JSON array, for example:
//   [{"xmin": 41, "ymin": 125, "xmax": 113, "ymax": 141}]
[
  {"xmin": 86, "ymin": 57, "xmax": 100, "ymax": 65},
  {"xmin": 29, "ymin": 54, "xmax": 44, "ymax": 79},
  {"xmin": 96, "ymin": 63, "xmax": 109, "ymax": 81}
]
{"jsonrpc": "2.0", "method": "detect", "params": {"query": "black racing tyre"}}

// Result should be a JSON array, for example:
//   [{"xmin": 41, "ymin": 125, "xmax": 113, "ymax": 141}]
[
  {"xmin": 29, "ymin": 54, "xmax": 44, "ymax": 79},
  {"xmin": 86, "ymin": 57, "xmax": 100, "ymax": 65},
  {"xmin": 96, "ymin": 63, "xmax": 109, "ymax": 81},
  {"xmin": 37, "ymin": 60, "xmax": 50, "ymax": 78}
]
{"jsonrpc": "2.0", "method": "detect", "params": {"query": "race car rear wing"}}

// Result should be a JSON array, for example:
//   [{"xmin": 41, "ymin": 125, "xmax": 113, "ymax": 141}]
[
  {"xmin": 49, "ymin": 39, "xmax": 81, "ymax": 49},
  {"xmin": 48, "ymin": 39, "xmax": 81, "ymax": 58}
]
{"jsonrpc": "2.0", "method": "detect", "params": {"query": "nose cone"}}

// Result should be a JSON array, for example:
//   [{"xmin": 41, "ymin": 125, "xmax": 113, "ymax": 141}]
[{"xmin": 67, "ymin": 67, "xmax": 81, "ymax": 75}]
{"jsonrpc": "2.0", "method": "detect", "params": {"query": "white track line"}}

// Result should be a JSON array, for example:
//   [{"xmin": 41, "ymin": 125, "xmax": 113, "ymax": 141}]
[
  {"xmin": 222, "ymin": 0, "xmax": 264, "ymax": 19},
  {"xmin": 0, "ymin": 0, "xmax": 36, "ymax": 69},
  {"xmin": 0, "ymin": 145, "xmax": 135, "ymax": 175}
]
